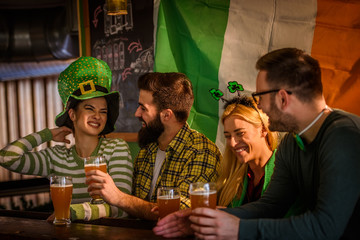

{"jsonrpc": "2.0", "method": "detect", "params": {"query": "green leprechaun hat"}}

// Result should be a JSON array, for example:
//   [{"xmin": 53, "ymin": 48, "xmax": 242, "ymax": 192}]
[{"xmin": 55, "ymin": 56, "xmax": 120, "ymax": 135}]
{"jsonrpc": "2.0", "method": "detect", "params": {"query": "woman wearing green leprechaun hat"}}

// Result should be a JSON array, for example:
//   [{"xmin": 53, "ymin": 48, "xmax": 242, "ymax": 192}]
[{"xmin": 0, "ymin": 56, "xmax": 133, "ymax": 220}]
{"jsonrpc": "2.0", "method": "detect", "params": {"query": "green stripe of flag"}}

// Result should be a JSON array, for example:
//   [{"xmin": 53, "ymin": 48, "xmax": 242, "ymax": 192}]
[{"xmin": 154, "ymin": 0, "xmax": 230, "ymax": 142}]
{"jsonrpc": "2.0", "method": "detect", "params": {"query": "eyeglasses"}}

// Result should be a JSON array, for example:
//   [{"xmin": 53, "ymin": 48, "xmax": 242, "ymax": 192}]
[{"xmin": 251, "ymin": 89, "xmax": 292, "ymax": 104}]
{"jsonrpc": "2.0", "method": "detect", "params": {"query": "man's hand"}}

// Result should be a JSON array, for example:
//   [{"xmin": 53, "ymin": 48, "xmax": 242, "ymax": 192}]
[
  {"xmin": 86, "ymin": 170, "xmax": 159, "ymax": 220},
  {"xmin": 50, "ymin": 126, "xmax": 72, "ymax": 144},
  {"xmin": 150, "ymin": 205, "xmax": 159, "ymax": 215},
  {"xmin": 189, "ymin": 208, "xmax": 240, "ymax": 240},
  {"xmin": 85, "ymin": 170, "xmax": 122, "ymax": 206},
  {"xmin": 153, "ymin": 208, "xmax": 193, "ymax": 238}
]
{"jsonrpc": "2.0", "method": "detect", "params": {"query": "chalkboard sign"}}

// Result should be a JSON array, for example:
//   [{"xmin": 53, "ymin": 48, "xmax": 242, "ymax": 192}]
[{"xmin": 88, "ymin": 0, "xmax": 154, "ymax": 133}]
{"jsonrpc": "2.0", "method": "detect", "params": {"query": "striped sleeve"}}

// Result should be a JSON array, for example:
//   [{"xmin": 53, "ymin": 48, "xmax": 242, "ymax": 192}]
[
  {"xmin": 0, "ymin": 128, "xmax": 54, "ymax": 177},
  {"xmin": 70, "ymin": 202, "xmax": 111, "ymax": 221},
  {"xmin": 70, "ymin": 202, "xmax": 128, "ymax": 220}
]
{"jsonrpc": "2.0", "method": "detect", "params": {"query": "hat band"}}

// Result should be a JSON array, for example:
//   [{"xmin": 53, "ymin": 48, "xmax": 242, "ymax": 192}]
[{"xmin": 72, "ymin": 85, "xmax": 109, "ymax": 97}]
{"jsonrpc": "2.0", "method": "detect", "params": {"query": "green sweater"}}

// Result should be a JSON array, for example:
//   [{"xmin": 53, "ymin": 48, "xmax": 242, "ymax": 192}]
[
  {"xmin": 0, "ymin": 128, "xmax": 134, "ymax": 220},
  {"xmin": 224, "ymin": 110, "xmax": 360, "ymax": 239}
]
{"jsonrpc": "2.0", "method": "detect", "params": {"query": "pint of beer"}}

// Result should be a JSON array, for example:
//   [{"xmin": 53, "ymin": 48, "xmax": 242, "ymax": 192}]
[
  {"xmin": 157, "ymin": 187, "xmax": 180, "ymax": 219},
  {"xmin": 189, "ymin": 182, "xmax": 217, "ymax": 209},
  {"xmin": 84, "ymin": 156, "xmax": 107, "ymax": 204},
  {"xmin": 50, "ymin": 176, "xmax": 73, "ymax": 225}
]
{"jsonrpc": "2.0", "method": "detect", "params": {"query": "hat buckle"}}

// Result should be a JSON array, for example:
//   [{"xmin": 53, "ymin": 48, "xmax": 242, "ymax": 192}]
[{"xmin": 79, "ymin": 80, "xmax": 96, "ymax": 96}]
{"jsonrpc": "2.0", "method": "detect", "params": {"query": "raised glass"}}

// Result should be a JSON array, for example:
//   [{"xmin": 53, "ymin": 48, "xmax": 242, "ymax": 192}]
[{"xmin": 84, "ymin": 156, "xmax": 107, "ymax": 204}]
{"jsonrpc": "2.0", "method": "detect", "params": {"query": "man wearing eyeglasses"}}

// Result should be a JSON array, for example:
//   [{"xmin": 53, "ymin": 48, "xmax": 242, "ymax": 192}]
[{"xmin": 153, "ymin": 48, "xmax": 360, "ymax": 239}]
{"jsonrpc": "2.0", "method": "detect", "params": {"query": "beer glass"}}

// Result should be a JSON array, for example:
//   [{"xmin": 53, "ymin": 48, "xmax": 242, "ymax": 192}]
[
  {"xmin": 189, "ymin": 182, "xmax": 217, "ymax": 209},
  {"xmin": 50, "ymin": 176, "xmax": 73, "ymax": 225},
  {"xmin": 84, "ymin": 156, "xmax": 107, "ymax": 204},
  {"xmin": 157, "ymin": 187, "xmax": 180, "ymax": 219}
]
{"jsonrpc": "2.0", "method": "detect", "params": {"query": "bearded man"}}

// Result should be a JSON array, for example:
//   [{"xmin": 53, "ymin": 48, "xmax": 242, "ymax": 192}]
[{"xmin": 86, "ymin": 72, "xmax": 221, "ymax": 220}]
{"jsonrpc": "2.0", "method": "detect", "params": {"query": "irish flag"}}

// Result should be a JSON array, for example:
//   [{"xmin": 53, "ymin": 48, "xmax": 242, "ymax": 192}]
[{"xmin": 153, "ymin": 0, "xmax": 360, "ymax": 151}]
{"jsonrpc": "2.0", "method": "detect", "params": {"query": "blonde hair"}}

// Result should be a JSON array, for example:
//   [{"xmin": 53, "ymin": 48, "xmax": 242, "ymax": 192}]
[{"xmin": 216, "ymin": 97, "xmax": 277, "ymax": 207}]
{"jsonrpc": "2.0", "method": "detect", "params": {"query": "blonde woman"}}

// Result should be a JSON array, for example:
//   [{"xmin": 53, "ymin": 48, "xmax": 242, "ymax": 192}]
[{"xmin": 217, "ymin": 96, "xmax": 278, "ymax": 207}]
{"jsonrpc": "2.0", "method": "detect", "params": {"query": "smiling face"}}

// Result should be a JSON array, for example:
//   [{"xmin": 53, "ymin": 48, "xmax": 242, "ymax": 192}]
[
  {"xmin": 69, "ymin": 97, "xmax": 108, "ymax": 137},
  {"xmin": 223, "ymin": 115, "xmax": 267, "ymax": 164},
  {"xmin": 134, "ymin": 90, "xmax": 158, "ymax": 128}
]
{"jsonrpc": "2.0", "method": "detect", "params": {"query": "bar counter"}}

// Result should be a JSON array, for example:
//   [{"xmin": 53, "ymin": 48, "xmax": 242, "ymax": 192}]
[{"xmin": 0, "ymin": 210, "xmax": 192, "ymax": 240}]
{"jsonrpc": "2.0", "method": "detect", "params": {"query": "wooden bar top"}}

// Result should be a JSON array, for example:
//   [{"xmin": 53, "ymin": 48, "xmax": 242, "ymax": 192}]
[
  {"xmin": 0, "ymin": 216, "xmax": 163, "ymax": 239},
  {"xmin": 0, "ymin": 210, "xmax": 193, "ymax": 240}
]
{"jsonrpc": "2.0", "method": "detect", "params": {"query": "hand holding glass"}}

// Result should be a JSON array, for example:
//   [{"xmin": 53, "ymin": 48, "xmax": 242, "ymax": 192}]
[
  {"xmin": 157, "ymin": 187, "xmax": 180, "ymax": 219},
  {"xmin": 84, "ymin": 156, "xmax": 107, "ymax": 204},
  {"xmin": 50, "ymin": 176, "xmax": 73, "ymax": 225},
  {"xmin": 189, "ymin": 182, "xmax": 217, "ymax": 209}
]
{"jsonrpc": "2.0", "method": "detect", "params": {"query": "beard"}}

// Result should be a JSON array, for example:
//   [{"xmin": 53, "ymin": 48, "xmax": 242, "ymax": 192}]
[
  {"xmin": 137, "ymin": 113, "xmax": 165, "ymax": 148},
  {"xmin": 267, "ymin": 97, "xmax": 298, "ymax": 133}
]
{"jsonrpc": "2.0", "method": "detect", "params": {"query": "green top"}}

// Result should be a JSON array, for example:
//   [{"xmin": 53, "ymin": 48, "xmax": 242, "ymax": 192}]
[{"xmin": 230, "ymin": 150, "xmax": 276, "ymax": 208}]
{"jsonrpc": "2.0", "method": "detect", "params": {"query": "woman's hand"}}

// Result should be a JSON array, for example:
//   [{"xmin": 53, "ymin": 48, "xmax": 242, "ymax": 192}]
[{"xmin": 50, "ymin": 126, "xmax": 72, "ymax": 144}]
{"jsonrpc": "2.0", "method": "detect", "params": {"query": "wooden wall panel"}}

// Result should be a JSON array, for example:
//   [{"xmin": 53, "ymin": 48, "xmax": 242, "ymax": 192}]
[
  {"xmin": 0, "ymin": 76, "xmax": 61, "ymax": 210},
  {"xmin": 18, "ymin": 79, "xmax": 39, "ymax": 208},
  {"xmin": 0, "ymin": 82, "xmax": 9, "ymax": 209}
]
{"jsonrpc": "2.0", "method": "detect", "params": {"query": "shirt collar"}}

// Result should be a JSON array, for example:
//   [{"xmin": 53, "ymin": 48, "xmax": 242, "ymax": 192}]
[{"xmin": 167, "ymin": 122, "xmax": 191, "ymax": 155}]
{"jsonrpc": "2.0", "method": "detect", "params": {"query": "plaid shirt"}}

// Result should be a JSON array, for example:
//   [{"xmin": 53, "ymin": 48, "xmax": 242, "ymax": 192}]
[{"xmin": 132, "ymin": 123, "xmax": 221, "ymax": 208}]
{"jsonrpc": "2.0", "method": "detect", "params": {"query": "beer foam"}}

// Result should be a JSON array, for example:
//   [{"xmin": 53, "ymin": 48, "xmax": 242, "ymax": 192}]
[
  {"xmin": 51, "ymin": 184, "xmax": 73, "ymax": 188},
  {"xmin": 84, "ymin": 163, "xmax": 106, "ymax": 167},
  {"xmin": 158, "ymin": 195, "xmax": 180, "ymax": 200},
  {"xmin": 190, "ymin": 190, "xmax": 216, "ymax": 195}
]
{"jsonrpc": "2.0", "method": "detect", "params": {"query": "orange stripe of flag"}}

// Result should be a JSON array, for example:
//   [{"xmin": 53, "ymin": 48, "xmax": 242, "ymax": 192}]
[{"xmin": 312, "ymin": 0, "xmax": 360, "ymax": 115}]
